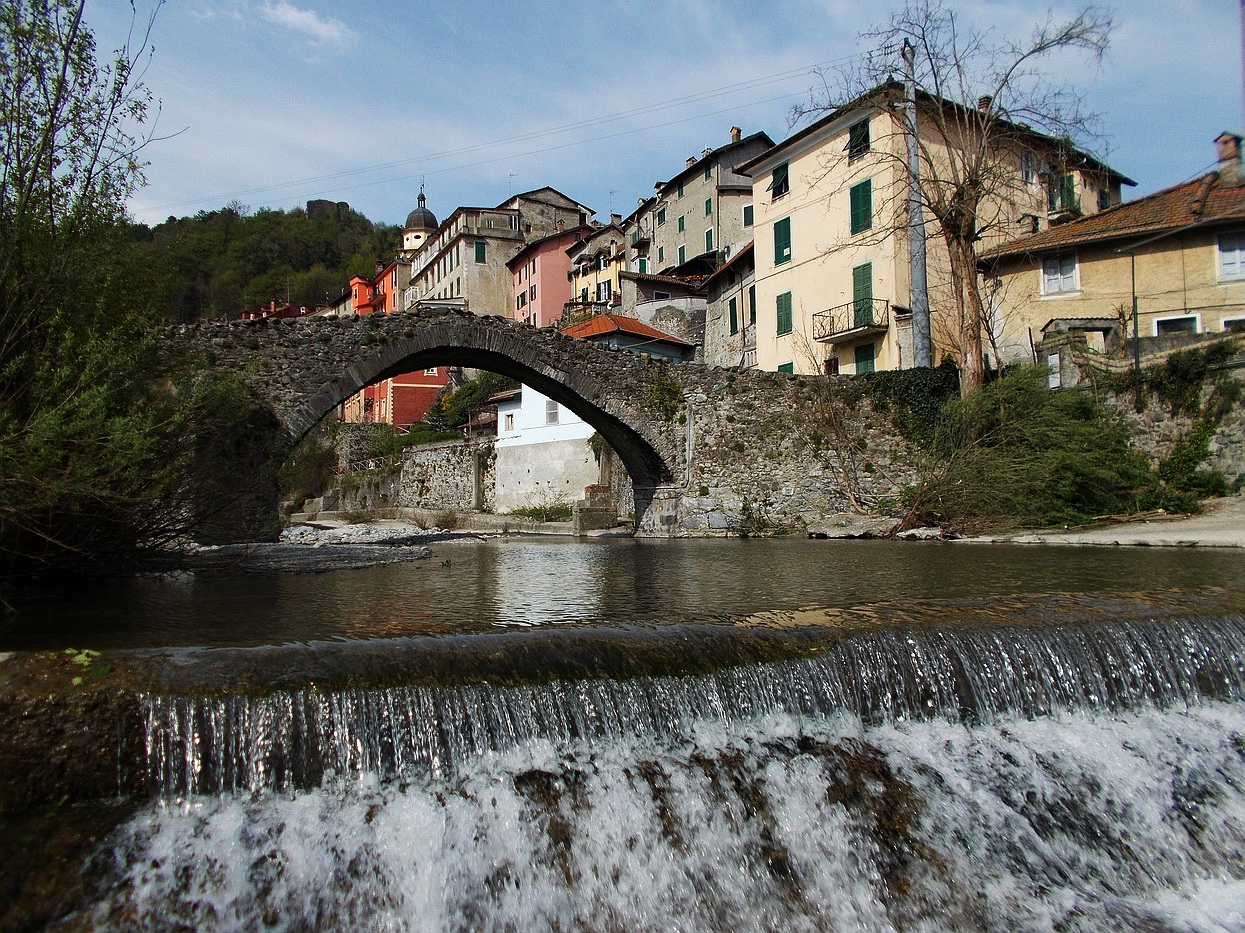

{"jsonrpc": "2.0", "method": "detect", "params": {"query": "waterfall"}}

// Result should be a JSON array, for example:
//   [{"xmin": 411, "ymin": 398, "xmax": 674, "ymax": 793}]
[{"xmin": 142, "ymin": 615, "xmax": 1245, "ymax": 796}]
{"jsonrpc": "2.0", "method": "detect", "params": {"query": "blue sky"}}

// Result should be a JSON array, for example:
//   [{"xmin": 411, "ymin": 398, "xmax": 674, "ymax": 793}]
[{"xmin": 89, "ymin": 1, "xmax": 1241, "ymax": 229}]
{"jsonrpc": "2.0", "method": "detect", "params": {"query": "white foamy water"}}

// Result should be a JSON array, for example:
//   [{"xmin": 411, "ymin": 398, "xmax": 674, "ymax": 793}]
[{"xmin": 91, "ymin": 702, "xmax": 1244, "ymax": 932}]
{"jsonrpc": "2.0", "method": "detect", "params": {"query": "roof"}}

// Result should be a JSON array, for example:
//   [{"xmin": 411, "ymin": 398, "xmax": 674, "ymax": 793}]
[
  {"xmin": 561, "ymin": 313, "xmax": 693, "ymax": 346},
  {"xmin": 505, "ymin": 225, "xmax": 593, "ymax": 269},
  {"xmin": 735, "ymin": 81, "xmax": 1133, "ymax": 186},
  {"xmin": 619, "ymin": 271, "xmax": 706, "ymax": 294},
  {"xmin": 656, "ymin": 131, "xmax": 775, "ymax": 195},
  {"xmin": 703, "ymin": 241, "xmax": 755, "ymax": 291},
  {"xmin": 982, "ymin": 171, "xmax": 1245, "ymax": 262}
]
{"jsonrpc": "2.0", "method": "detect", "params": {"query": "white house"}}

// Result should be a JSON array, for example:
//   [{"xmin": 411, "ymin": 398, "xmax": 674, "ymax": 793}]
[{"xmin": 492, "ymin": 387, "xmax": 598, "ymax": 513}]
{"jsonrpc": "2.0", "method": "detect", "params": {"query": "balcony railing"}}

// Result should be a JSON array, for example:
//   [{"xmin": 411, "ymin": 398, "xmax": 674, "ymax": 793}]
[{"xmin": 813, "ymin": 298, "xmax": 890, "ymax": 343}]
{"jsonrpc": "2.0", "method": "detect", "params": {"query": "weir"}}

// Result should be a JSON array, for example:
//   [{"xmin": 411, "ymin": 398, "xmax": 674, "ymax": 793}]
[{"xmin": 141, "ymin": 614, "xmax": 1245, "ymax": 796}]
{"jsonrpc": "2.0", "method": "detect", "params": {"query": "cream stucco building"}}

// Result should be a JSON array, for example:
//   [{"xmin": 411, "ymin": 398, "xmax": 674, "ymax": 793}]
[{"xmin": 734, "ymin": 84, "xmax": 1131, "ymax": 375}]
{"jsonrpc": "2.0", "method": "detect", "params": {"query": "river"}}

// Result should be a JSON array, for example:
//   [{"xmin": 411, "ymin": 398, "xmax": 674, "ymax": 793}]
[{"xmin": 3, "ymin": 536, "xmax": 1244, "ymax": 931}]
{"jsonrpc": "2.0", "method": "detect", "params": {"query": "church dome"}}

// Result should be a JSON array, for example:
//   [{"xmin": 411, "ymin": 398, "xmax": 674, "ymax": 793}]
[{"xmin": 405, "ymin": 188, "xmax": 437, "ymax": 231}]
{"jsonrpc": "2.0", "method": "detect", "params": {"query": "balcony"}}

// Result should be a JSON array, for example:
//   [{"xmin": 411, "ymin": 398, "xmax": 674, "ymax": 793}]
[{"xmin": 813, "ymin": 298, "xmax": 890, "ymax": 343}]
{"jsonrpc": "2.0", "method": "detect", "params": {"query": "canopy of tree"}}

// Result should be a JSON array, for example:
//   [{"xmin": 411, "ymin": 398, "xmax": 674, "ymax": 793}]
[{"xmin": 136, "ymin": 204, "xmax": 401, "ymax": 323}]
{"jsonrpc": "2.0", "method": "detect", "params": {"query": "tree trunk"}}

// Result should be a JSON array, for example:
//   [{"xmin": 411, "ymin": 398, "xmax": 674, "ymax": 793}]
[{"xmin": 946, "ymin": 234, "xmax": 985, "ymax": 395}]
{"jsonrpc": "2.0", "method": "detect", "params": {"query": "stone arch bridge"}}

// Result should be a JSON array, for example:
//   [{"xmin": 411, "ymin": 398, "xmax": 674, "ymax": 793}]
[{"xmin": 165, "ymin": 308, "xmax": 915, "ymax": 537}]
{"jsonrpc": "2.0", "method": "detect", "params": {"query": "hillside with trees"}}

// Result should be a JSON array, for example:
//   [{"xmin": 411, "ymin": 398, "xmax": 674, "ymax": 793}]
[{"xmin": 136, "ymin": 202, "xmax": 401, "ymax": 323}]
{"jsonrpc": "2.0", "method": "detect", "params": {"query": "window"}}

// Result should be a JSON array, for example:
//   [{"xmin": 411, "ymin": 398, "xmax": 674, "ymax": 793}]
[
  {"xmin": 743, "ymin": 204, "xmax": 754, "ymax": 227},
  {"xmin": 748, "ymin": 284, "xmax": 756, "ymax": 325},
  {"xmin": 849, "ymin": 180, "xmax": 872, "ymax": 235},
  {"xmin": 657, "ymin": 208, "xmax": 667, "ymax": 226},
  {"xmin": 677, "ymin": 215, "xmax": 685, "ymax": 233},
  {"xmin": 824, "ymin": 357, "xmax": 840, "ymax": 376},
  {"xmin": 529, "ymin": 284, "xmax": 536, "ymax": 300},
  {"xmin": 654, "ymin": 291, "xmax": 670, "ymax": 300},
  {"xmin": 1020, "ymin": 150, "xmax": 1038, "ymax": 187},
  {"xmin": 777, "ymin": 362, "xmax": 795, "ymax": 374},
  {"xmin": 854, "ymin": 343, "xmax": 876, "ymax": 375},
  {"xmin": 425, "ymin": 367, "xmax": 438, "ymax": 375},
  {"xmin": 728, "ymin": 296, "xmax": 739, "ymax": 335},
  {"xmin": 704, "ymin": 163, "xmax": 712, "ymax": 181},
  {"xmin": 847, "ymin": 119, "xmax": 870, "ymax": 160},
  {"xmin": 638, "ymin": 258, "xmax": 648, "ymax": 274},
  {"xmin": 1041, "ymin": 254, "xmax": 1077, "ymax": 295},
  {"xmin": 852, "ymin": 263, "xmax": 873, "ymax": 326},
  {"xmin": 1218, "ymin": 233, "xmax": 1245, "ymax": 279},
  {"xmin": 596, "ymin": 280, "xmax": 612, "ymax": 302},
  {"xmin": 1155, "ymin": 315, "xmax": 1199, "ymax": 336},
  {"xmin": 678, "ymin": 245, "xmax": 686, "ymax": 264},
  {"xmin": 474, "ymin": 241, "xmax": 486, "ymax": 263},
  {"xmin": 658, "ymin": 246, "xmax": 665, "ymax": 263},
  {"xmin": 1049, "ymin": 174, "xmax": 1077, "ymax": 212},
  {"xmin": 545, "ymin": 400, "xmax": 560, "ymax": 424},
  {"xmin": 774, "ymin": 216, "xmax": 792, "ymax": 265},
  {"xmin": 677, "ymin": 183, "xmax": 684, "ymax": 199},
  {"xmin": 769, "ymin": 162, "xmax": 790, "ymax": 199},
  {"xmin": 776, "ymin": 291, "xmax": 793, "ymax": 335},
  {"xmin": 705, "ymin": 229, "xmax": 714, "ymax": 252},
  {"xmin": 705, "ymin": 197, "xmax": 713, "ymax": 216},
  {"xmin": 504, "ymin": 413, "xmax": 514, "ymax": 432},
  {"xmin": 1222, "ymin": 317, "xmax": 1245, "ymax": 331},
  {"xmin": 1097, "ymin": 187, "xmax": 1112, "ymax": 211}
]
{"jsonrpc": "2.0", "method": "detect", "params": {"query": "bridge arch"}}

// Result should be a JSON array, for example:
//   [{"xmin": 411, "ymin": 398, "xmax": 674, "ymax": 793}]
[{"xmin": 180, "ymin": 309, "xmax": 686, "ymax": 494}]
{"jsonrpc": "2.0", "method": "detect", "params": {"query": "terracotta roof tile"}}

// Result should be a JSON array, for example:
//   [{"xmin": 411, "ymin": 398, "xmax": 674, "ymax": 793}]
[
  {"xmin": 561, "ymin": 313, "xmax": 693, "ymax": 346},
  {"xmin": 983, "ymin": 171, "xmax": 1245, "ymax": 261}
]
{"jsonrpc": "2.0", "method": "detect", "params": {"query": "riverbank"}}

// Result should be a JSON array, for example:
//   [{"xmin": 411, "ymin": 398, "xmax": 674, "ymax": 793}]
[{"xmin": 976, "ymin": 494, "xmax": 1245, "ymax": 549}]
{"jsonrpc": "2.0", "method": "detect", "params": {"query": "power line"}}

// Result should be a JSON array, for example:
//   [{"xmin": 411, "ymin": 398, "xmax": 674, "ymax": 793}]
[{"xmin": 138, "ymin": 50, "xmax": 880, "ymax": 215}]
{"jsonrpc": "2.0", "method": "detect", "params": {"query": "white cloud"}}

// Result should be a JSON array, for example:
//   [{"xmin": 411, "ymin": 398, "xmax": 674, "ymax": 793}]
[{"xmin": 257, "ymin": 1, "xmax": 355, "ymax": 45}]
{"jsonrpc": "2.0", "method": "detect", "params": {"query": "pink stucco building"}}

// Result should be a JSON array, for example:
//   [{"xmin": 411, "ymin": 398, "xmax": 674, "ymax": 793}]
[{"xmin": 506, "ymin": 225, "xmax": 592, "ymax": 327}]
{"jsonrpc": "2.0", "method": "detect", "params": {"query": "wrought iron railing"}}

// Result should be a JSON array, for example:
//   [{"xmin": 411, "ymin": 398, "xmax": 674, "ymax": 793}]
[{"xmin": 813, "ymin": 298, "xmax": 890, "ymax": 342}]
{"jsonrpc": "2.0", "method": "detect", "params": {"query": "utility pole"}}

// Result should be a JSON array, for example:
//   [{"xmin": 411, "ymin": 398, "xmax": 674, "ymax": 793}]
[{"xmin": 903, "ymin": 39, "xmax": 932, "ymax": 368}]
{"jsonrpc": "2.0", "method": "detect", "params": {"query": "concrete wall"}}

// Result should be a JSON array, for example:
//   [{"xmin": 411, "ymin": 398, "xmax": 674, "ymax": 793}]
[{"xmin": 494, "ymin": 437, "xmax": 600, "ymax": 512}]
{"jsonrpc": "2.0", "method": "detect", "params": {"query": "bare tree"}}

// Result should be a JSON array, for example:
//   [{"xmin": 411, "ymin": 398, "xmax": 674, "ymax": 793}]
[{"xmin": 794, "ymin": 1, "xmax": 1112, "ymax": 394}]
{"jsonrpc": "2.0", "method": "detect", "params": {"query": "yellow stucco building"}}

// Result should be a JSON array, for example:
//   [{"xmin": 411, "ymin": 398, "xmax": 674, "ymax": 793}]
[{"xmin": 982, "ymin": 133, "xmax": 1245, "ymax": 356}]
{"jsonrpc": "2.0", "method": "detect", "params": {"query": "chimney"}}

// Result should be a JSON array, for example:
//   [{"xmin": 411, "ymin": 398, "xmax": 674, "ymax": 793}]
[
  {"xmin": 977, "ymin": 95, "xmax": 993, "ymax": 112},
  {"xmin": 610, "ymin": 212, "xmax": 622, "ymax": 225},
  {"xmin": 686, "ymin": 156, "xmax": 696, "ymax": 168},
  {"xmin": 1216, "ymin": 132, "xmax": 1243, "ymax": 187},
  {"xmin": 730, "ymin": 126, "xmax": 742, "ymax": 143},
  {"xmin": 702, "ymin": 147, "xmax": 713, "ymax": 158}
]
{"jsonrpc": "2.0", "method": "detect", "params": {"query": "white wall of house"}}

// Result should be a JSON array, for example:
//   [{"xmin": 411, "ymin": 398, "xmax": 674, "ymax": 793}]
[{"xmin": 494, "ymin": 388, "xmax": 598, "ymax": 512}]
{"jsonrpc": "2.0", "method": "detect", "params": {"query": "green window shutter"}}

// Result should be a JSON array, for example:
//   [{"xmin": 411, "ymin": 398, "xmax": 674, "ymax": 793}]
[
  {"xmin": 474, "ymin": 241, "xmax": 486, "ymax": 263},
  {"xmin": 638, "ymin": 258, "xmax": 647, "ymax": 274},
  {"xmin": 847, "ymin": 119, "xmax": 870, "ymax": 159},
  {"xmin": 777, "ymin": 362, "xmax": 794, "ymax": 374},
  {"xmin": 768, "ymin": 162, "xmax": 789, "ymax": 198},
  {"xmin": 658, "ymin": 246, "xmax": 665, "ymax": 263},
  {"xmin": 774, "ymin": 216, "xmax": 792, "ymax": 265},
  {"xmin": 852, "ymin": 262, "xmax": 873, "ymax": 326},
  {"xmin": 678, "ymin": 215, "xmax": 685, "ymax": 233},
  {"xmin": 849, "ymin": 180, "xmax": 872, "ymax": 234},
  {"xmin": 705, "ymin": 197, "xmax": 712, "ymax": 216},
  {"xmin": 743, "ymin": 204, "xmax": 754, "ymax": 227},
  {"xmin": 678, "ymin": 245, "xmax": 686, "ymax": 264},
  {"xmin": 704, "ymin": 164, "xmax": 712, "ymax": 181},
  {"xmin": 705, "ymin": 229, "xmax": 713, "ymax": 252},
  {"xmin": 1063, "ymin": 174, "xmax": 1077, "ymax": 209},
  {"xmin": 729, "ymin": 297, "xmax": 738, "ymax": 335},
  {"xmin": 657, "ymin": 208, "xmax": 666, "ymax": 226},
  {"xmin": 854, "ymin": 342, "xmax": 876, "ymax": 375},
  {"xmin": 748, "ymin": 284, "xmax": 756, "ymax": 324},
  {"xmin": 677, "ymin": 183, "xmax": 684, "ymax": 198},
  {"xmin": 776, "ymin": 291, "xmax": 792, "ymax": 335}
]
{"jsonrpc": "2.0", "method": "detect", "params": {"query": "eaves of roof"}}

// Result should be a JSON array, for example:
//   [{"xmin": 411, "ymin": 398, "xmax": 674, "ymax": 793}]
[
  {"xmin": 561, "ymin": 312, "xmax": 693, "ymax": 346},
  {"xmin": 657, "ymin": 131, "xmax": 775, "ymax": 194},
  {"xmin": 981, "ymin": 172, "xmax": 1245, "ymax": 263}
]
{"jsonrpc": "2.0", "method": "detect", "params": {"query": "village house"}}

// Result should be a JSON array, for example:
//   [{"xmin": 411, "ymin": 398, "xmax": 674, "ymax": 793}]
[
  {"xmin": 404, "ymin": 187, "xmax": 592, "ymax": 314},
  {"xmin": 980, "ymin": 132, "xmax": 1245, "ymax": 371},
  {"xmin": 506, "ymin": 225, "xmax": 591, "ymax": 328},
  {"xmin": 565, "ymin": 221, "xmax": 626, "ymax": 323},
  {"xmin": 702, "ymin": 242, "xmax": 757, "ymax": 368},
  {"xmin": 735, "ymin": 83, "xmax": 1132, "ymax": 375}
]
